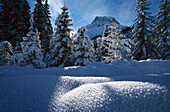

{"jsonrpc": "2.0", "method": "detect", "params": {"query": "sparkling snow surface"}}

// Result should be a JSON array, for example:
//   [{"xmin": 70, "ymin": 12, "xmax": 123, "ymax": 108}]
[
  {"xmin": 0, "ymin": 60, "xmax": 170, "ymax": 112},
  {"xmin": 50, "ymin": 77, "xmax": 168, "ymax": 112}
]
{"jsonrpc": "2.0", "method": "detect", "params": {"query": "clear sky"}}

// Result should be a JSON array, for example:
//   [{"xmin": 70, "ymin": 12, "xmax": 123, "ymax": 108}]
[{"xmin": 28, "ymin": 0, "xmax": 160, "ymax": 32}]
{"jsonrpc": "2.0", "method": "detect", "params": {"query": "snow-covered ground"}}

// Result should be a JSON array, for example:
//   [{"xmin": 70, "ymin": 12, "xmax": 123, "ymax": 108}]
[{"xmin": 0, "ymin": 60, "xmax": 170, "ymax": 112}]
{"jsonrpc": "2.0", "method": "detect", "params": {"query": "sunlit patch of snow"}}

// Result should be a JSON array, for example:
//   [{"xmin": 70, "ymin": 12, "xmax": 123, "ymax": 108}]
[
  {"xmin": 146, "ymin": 73, "xmax": 170, "ymax": 77},
  {"xmin": 146, "ymin": 74, "xmax": 161, "ymax": 77},
  {"xmin": 60, "ymin": 76, "xmax": 112, "ymax": 83},
  {"xmin": 163, "ymin": 73, "xmax": 170, "ymax": 76},
  {"xmin": 50, "ymin": 77, "xmax": 168, "ymax": 112},
  {"xmin": 64, "ymin": 66, "xmax": 80, "ymax": 70}
]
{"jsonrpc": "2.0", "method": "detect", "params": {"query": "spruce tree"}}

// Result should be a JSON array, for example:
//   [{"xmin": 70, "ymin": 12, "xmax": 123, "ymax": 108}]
[
  {"xmin": 100, "ymin": 25, "xmax": 115, "ymax": 63},
  {"xmin": 132, "ymin": 0, "xmax": 157, "ymax": 60},
  {"xmin": 95, "ymin": 38, "xmax": 103, "ymax": 62},
  {"xmin": 45, "ymin": 3, "xmax": 73, "ymax": 67},
  {"xmin": 0, "ymin": 0, "xmax": 31, "ymax": 53},
  {"xmin": 72, "ymin": 26, "xmax": 95, "ymax": 66},
  {"xmin": 43, "ymin": 0, "xmax": 53, "ymax": 52},
  {"xmin": 13, "ymin": 19, "xmax": 45, "ymax": 68},
  {"xmin": 100, "ymin": 24, "xmax": 133, "ymax": 62},
  {"xmin": 11, "ymin": 0, "xmax": 31, "ymax": 53},
  {"xmin": 155, "ymin": 0, "xmax": 170, "ymax": 59},
  {"xmin": 33, "ymin": 0, "xmax": 53, "ymax": 53},
  {"xmin": 0, "ymin": 0, "xmax": 11, "ymax": 42}
]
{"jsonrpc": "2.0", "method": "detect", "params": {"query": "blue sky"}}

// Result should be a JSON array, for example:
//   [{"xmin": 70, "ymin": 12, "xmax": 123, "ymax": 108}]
[{"xmin": 28, "ymin": 0, "xmax": 160, "ymax": 32}]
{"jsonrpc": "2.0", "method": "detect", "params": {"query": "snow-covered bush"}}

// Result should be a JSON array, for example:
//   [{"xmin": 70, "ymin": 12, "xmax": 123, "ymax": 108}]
[
  {"xmin": 71, "ymin": 26, "xmax": 95, "ymax": 66},
  {"xmin": 0, "ymin": 41, "xmax": 13, "ymax": 65},
  {"xmin": 12, "ymin": 53, "xmax": 29, "ymax": 67},
  {"xmin": 12, "ymin": 27, "xmax": 45, "ymax": 68}
]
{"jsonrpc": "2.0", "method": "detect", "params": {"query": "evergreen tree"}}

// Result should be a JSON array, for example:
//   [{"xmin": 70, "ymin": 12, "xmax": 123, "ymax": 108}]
[
  {"xmin": 132, "ymin": 0, "xmax": 157, "ymax": 60},
  {"xmin": 100, "ymin": 24, "xmax": 134, "ymax": 63},
  {"xmin": 100, "ymin": 25, "xmax": 115, "ymax": 63},
  {"xmin": 72, "ymin": 26, "xmax": 95, "ymax": 66},
  {"xmin": 45, "ymin": 3, "xmax": 73, "ymax": 67},
  {"xmin": 0, "ymin": 41, "xmax": 13, "ymax": 65},
  {"xmin": 43, "ymin": 0, "xmax": 53, "ymax": 52},
  {"xmin": 100, "ymin": 24, "xmax": 123, "ymax": 63},
  {"xmin": 95, "ymin": 38, "xmax": 103, "ymax": 62},
  {"xmin": 155, "ymin": 0, "xmax": 170, "ymax": 59},
  {"xmin": 95, "ymin": 24, "xmax": 112, "ymax": 62},
  {"xmin": 11, "ymin": 0, "xmax": 31, "ymax": 53},
  {"xmin": 33, "ymin": 0, "xmax": 53, "ymax": 53},
  {"xmin": 0, "ymin": 0, "xmax": 31, "ymax": 53},
  {"xmin": 0, "ymin": 0, "xmax": 11, "ymax": 42},
  {"xmin": 12, "ymin": 17, "xmax": 45, "ymax": 68}
]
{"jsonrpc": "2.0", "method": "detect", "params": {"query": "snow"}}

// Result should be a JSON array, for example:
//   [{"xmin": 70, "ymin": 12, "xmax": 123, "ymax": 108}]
[
  {"xmin": 0, "ymin": 60, "xmax": 170, "ymax": 112},
  {"xmin": 82, "ymin": 16, "xmax": 128, "ymax": 39},
  {"xmin": 51, "ymin": 81, "xmax": 167, "ymax": 112}
]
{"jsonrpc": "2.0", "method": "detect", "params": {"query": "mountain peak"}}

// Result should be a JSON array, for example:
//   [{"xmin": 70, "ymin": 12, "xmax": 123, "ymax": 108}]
[
  {"xmin": 89, "ymin": 16, "xmax": 120, "ymax": 27},
  {"xmin": 85, "ymin": 16, "xmax": 127, "ymax": 39}
]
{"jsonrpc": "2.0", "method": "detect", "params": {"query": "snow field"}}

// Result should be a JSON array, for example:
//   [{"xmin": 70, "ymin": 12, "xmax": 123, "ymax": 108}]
[
  {"xmin": 50, "ymin": 76, "xmax": 168, "ymax": 112},
  {"xmin": 0, "ymin": 60, "xmax": 170, "ymax": 112}
]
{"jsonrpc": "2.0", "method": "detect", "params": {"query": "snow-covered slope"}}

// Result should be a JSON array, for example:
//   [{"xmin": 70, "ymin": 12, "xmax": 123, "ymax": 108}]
[
  {"xmin": 85, "ymin": 16, "xmax": 127, "ymax": 39},
  {"xmin": 0, "ymin": 60, "xmax": 170, "ymax": 112}
]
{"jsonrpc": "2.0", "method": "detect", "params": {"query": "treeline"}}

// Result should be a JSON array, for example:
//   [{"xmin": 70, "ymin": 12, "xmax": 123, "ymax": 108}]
[{"xmin": 0, "ymin": 0, "xmax": 169, "ymax": 68}]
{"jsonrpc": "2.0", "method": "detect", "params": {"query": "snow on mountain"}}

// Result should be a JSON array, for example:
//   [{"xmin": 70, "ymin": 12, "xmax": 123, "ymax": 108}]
[
  {"xmin": 87, "ymin": 16, "xmax": 120, "ymax": 28},
  {"xmin": 0, "ymin": 60, "xmax": 170, "ymax": 112},
  {"xmin": 85, "ymin": 16, "xmax": 128, "ymax": 39}
]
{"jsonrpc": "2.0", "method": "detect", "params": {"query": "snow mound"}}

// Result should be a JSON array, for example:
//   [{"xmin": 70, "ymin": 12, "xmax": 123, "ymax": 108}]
[
  {"xmin": 50, "ymin": 76, "xmax": 112, "ymax": 101},
  {"xmin": 50, "ymin": 76, "xmax": 168, "ymax": 112}
]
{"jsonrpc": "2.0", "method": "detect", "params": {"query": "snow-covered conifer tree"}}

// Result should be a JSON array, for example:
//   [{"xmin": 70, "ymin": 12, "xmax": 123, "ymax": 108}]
[
  {"xmin": 13, "ymin": 17, "xmax": 45, "ymax": 68},
  {"xmin": 132, "ymin": 0, "xmax": 157, "ymax": 60},
  {"xmin": 95, "ymin": 38, "xmax": 103, "ymax": 62},
  {"xmin": 42, "ymin": 0, "xmax": 53, "ymax": 52},
  {"xmin": 100, "ymin": 25, "xmax": 115, "ymax": 63},
  {"xmin": 155, "ymin": 0, "xmax": 170, "ymax": 59},
  {"xmin": 101, "ymin": 24, "xmax": 123, "ymax": 63},
  {"xmin": 100, "ymin": 24, "xmax": 133, "ymax": 62},
  {"xmin": 0, "ymin": 41, "xmax": 13, "ymax": 65},
  {"xmin": 72, "ymin": 26, "xmax": 95, "ymax": 66},
  {"xmin": 45, "ymin": 3, "xmax": 73, "ymax": 67},
  {"xmin": 33, "ymin": 0, "xmax": 53, "ymax": 53}
]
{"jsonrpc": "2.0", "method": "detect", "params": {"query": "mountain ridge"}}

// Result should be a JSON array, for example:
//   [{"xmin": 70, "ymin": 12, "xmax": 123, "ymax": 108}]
[{"xmin": 85, "ymin": 16, "xmax": 128, "ymax": 39}]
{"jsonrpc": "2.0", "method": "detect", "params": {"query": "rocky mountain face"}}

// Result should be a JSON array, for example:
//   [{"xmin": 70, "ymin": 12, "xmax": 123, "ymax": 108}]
[{"xmin": 85, "ymin": 16, "xmax": 130, "ymax": 39}]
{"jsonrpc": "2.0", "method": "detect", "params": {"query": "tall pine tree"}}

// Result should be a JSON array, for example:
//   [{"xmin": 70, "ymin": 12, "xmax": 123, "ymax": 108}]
[
  {"xmin": 45, "ymin": 3, "xmax": 73, "ymax": 67},
  {"xmin": 43, "ymin": 0, "xmax": 53, "ymax": 53},
  {"xmin": 0, "ymin": 0, "xmax": 11, "ymax": 42},
  {"xmin": 0, "ymin": 0, "xmax": 31, "ymax": 53},
  {"xmin": 132, "ymin": 0, "xmax": 157, "ymax": 60},
  {"xmin": 155, "ymin": 0, "xmax": 170, "ymax": 59},
  {"xmin": 33, "ymin": 0, "xmax": 53, "ymax": 53}
]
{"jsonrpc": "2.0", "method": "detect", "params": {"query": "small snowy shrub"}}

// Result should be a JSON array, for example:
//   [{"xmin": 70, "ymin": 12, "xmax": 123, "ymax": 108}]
[
  {"xmin": 0, "ymin": 41, "xmax": 13, "ymax": 65},
  {"xmin": 12, "ymin": 27, "xmax": 45, "ymax": 68}
]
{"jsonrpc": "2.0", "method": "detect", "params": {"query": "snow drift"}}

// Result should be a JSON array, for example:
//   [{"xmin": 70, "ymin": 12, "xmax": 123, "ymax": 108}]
[
  {"xmin": 51, "ymin": 79, "xmax": 168, "ymax": 112},
  {"xmin": 0, "ymin": 60, "xmax": 170, "ymax": 112}
]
